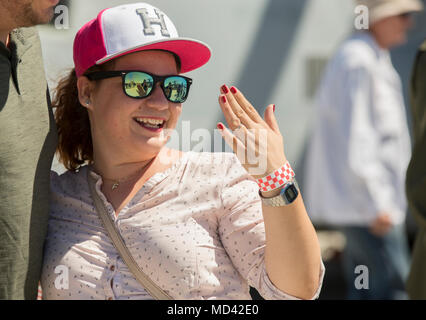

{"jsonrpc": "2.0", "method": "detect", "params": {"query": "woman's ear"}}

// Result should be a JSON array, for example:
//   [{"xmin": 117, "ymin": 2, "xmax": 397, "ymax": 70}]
[{"xmin": 77, "ymin": 76, "xmax": 94, "ymax": 110}]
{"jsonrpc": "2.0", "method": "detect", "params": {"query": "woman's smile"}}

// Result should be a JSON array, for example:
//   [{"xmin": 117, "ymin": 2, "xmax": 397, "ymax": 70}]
[{"xmin": 133, "ymin": 117, "xmax": 166, "ymax": 132}]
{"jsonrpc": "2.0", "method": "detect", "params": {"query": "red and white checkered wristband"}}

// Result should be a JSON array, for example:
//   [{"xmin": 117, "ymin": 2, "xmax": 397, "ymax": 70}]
[{"xmin": 256, "ymin": 161, "xmax": 295, "ymax": 192}]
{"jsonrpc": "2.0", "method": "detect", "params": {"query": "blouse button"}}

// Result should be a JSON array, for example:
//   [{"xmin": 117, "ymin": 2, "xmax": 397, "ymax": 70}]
[{"xmin": 110, "ymin": 265, "xmax": 115, "ymax": 271}]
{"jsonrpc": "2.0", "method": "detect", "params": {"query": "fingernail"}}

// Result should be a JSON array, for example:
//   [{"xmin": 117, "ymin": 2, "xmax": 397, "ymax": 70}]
[
  {"xmin": 230, "ymin": 86, "xmax": 237, "ymax": 94},
  {"xmin": 221, "ymin": 85, "xmax": 229, "ymax": 94},
  {"xmin": 221, "ymin": 96, "xmax": 227, "ymax": 103},
  {"xmin": 273, "ymin": 104, "xmax": 276, "ymax": 112},
  {"xmin": 217, "ymin": 123, "xmax": 224, "ymax": 130}
]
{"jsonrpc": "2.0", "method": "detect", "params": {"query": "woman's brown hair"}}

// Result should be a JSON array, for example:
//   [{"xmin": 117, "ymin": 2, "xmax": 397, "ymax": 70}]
[{"xmin": 53, "ymin": 62, "xmax": 114, "ymax": 171}]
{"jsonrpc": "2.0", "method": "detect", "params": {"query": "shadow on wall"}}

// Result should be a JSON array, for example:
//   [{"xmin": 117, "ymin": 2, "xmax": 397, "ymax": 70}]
[{"xmin": 215, "ymin": 0, "xmax": 308, "ymax": 143}]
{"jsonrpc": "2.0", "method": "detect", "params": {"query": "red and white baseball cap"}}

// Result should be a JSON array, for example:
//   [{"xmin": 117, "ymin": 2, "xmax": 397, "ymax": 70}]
[{"xmin": 73, "ymin": 2, "xmax": 212, "ymax": 77}]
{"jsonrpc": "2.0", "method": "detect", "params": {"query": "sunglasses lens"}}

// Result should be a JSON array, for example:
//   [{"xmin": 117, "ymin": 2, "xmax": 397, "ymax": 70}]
[
  {"xmin": 163, "ymin": 76, "xmax": 189, "ymax": 103},
  {"xmin": 124, "ymin": 72, "xmax": 153, "ymax": 98}
]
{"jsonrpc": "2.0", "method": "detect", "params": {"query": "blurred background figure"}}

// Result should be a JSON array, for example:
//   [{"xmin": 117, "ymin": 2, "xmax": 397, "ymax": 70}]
[
  {"xmin": 304, "ymin": 0, "xmax": 423, "ymax": 299},
  {"xmin": 406, "ymin": 40, "xmax": 426, "ymax": 299}
]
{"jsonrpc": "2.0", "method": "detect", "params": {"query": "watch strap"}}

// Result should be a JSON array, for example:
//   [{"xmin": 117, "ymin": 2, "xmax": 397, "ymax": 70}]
[
  {"xmin": 259, "ymin": 180, "xmax": 299, "ymax": 207},
  {"xmin": 257, "ymin": 161, "xmax": 295, "ymax": 192}
]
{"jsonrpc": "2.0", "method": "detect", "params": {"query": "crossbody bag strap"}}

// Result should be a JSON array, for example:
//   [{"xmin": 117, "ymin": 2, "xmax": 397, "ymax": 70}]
[{"xmin": 87, "ymin": 170, "xmax": 172, "ymax": 300}]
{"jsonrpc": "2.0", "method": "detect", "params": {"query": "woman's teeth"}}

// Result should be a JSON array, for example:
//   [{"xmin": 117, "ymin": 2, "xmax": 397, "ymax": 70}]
[{"xmin": 134, "ymin": 118, "xmax": 165, "ymax": 128}]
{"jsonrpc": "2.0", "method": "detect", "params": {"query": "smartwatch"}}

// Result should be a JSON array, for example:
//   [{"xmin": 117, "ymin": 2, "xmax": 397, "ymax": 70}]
[{"xmin": 259, "ymin": 179, "xmax": 300, "ymax": 207}]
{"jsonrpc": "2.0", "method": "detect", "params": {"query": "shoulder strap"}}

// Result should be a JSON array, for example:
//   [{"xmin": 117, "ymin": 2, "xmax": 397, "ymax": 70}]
[{"xmin": 87, "ymin": 170, "xmax": 172, "ymax": 300}]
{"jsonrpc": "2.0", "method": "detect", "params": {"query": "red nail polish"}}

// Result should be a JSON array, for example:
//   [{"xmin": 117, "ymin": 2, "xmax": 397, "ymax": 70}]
[
  {"xmin": 217, "ymin": 123, "xmax": 224, "ymax": 130},
  {"xmin": 230, "ymin": 86, "xmax": 237, "ymax": 94},
  {"xmin": 221, "ymin": 96, "xmax": 227, "ymax": 103},
  {"xmin": 273, "ymin": 104, "xmax": 276, "ymax": 112},
  {"xmin": 221, "ymin": 85, "xmax": 229, "ymax": 94}
]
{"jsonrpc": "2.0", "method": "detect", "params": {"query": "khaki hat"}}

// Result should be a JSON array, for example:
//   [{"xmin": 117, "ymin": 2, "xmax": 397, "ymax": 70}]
[{"xmin": 356, "ymin": 0, "xmax": 424, "ymax": 24}]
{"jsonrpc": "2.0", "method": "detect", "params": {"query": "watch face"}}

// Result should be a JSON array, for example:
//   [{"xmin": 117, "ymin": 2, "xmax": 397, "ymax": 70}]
[{"xmin": 284, "ymin": 184, "xmax": 299, "ymax": 203}]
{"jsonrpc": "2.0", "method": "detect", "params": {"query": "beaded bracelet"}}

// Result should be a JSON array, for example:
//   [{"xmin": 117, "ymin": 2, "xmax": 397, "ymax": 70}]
[{"xmin": 256, "ymin": 161, "xmax": 295, "ymax": 192}]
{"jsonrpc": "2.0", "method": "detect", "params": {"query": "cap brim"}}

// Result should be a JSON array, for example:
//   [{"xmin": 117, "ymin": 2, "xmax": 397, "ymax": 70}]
[
  {"xmin": 96, "ymin": 38, "xmax": 211, "ymax": 73},
  {"xmin": 370, "ymin": 0, "xmax": 424, "ymax": 24}
]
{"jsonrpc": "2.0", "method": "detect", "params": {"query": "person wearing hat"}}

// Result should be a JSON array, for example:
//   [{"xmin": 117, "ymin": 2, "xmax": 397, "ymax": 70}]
[
  {"xmin": 0, "ymin": 0, "xmax": 59, "ymax": 299},
  {"xmin": 39, "ymin": 3, "xmax": 324, "ymax": 300},
  {"xmin": 304, "ymin": 0, "xmax": 422, "ymax": 299}
]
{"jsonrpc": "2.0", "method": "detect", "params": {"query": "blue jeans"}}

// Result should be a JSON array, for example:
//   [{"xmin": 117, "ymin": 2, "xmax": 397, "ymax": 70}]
[{"xmin": 339, "ymin": 224, "xmax": 411, "ymax": 300}]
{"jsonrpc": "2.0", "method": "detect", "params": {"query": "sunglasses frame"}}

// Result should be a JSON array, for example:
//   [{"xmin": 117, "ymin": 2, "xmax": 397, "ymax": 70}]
[{"xmin": 85, "ymin": 70, "xmax": 193, "ymax": 103}]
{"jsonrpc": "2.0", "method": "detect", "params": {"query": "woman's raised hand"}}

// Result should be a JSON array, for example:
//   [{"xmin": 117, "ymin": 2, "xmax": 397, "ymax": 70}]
[{"xmin": 217, "ymin": 85, "xmax": 287, "ymax": 179}]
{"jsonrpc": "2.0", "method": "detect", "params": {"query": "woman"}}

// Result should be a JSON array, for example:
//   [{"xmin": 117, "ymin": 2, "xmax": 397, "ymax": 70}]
[{"xmin": 40, "ymin": 2, "xmax": 324, "ymax": 300}]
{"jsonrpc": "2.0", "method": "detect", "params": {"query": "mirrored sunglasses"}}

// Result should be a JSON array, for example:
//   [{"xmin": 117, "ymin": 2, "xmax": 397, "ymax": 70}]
[{"xmin": 85, "ymin": 70, "xmax": 192, "ymax": 103}]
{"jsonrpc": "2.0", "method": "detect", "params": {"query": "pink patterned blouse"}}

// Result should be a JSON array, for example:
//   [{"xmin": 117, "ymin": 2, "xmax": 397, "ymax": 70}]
[{"xmin": 40, "ymin": 151, "xmax": 324, "ymax": 300}]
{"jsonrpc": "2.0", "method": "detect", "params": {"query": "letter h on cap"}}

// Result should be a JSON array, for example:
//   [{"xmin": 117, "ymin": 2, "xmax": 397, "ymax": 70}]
[{"xmin": 136, "ymin": 8, "xmax": 170, "ymax": 37}]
